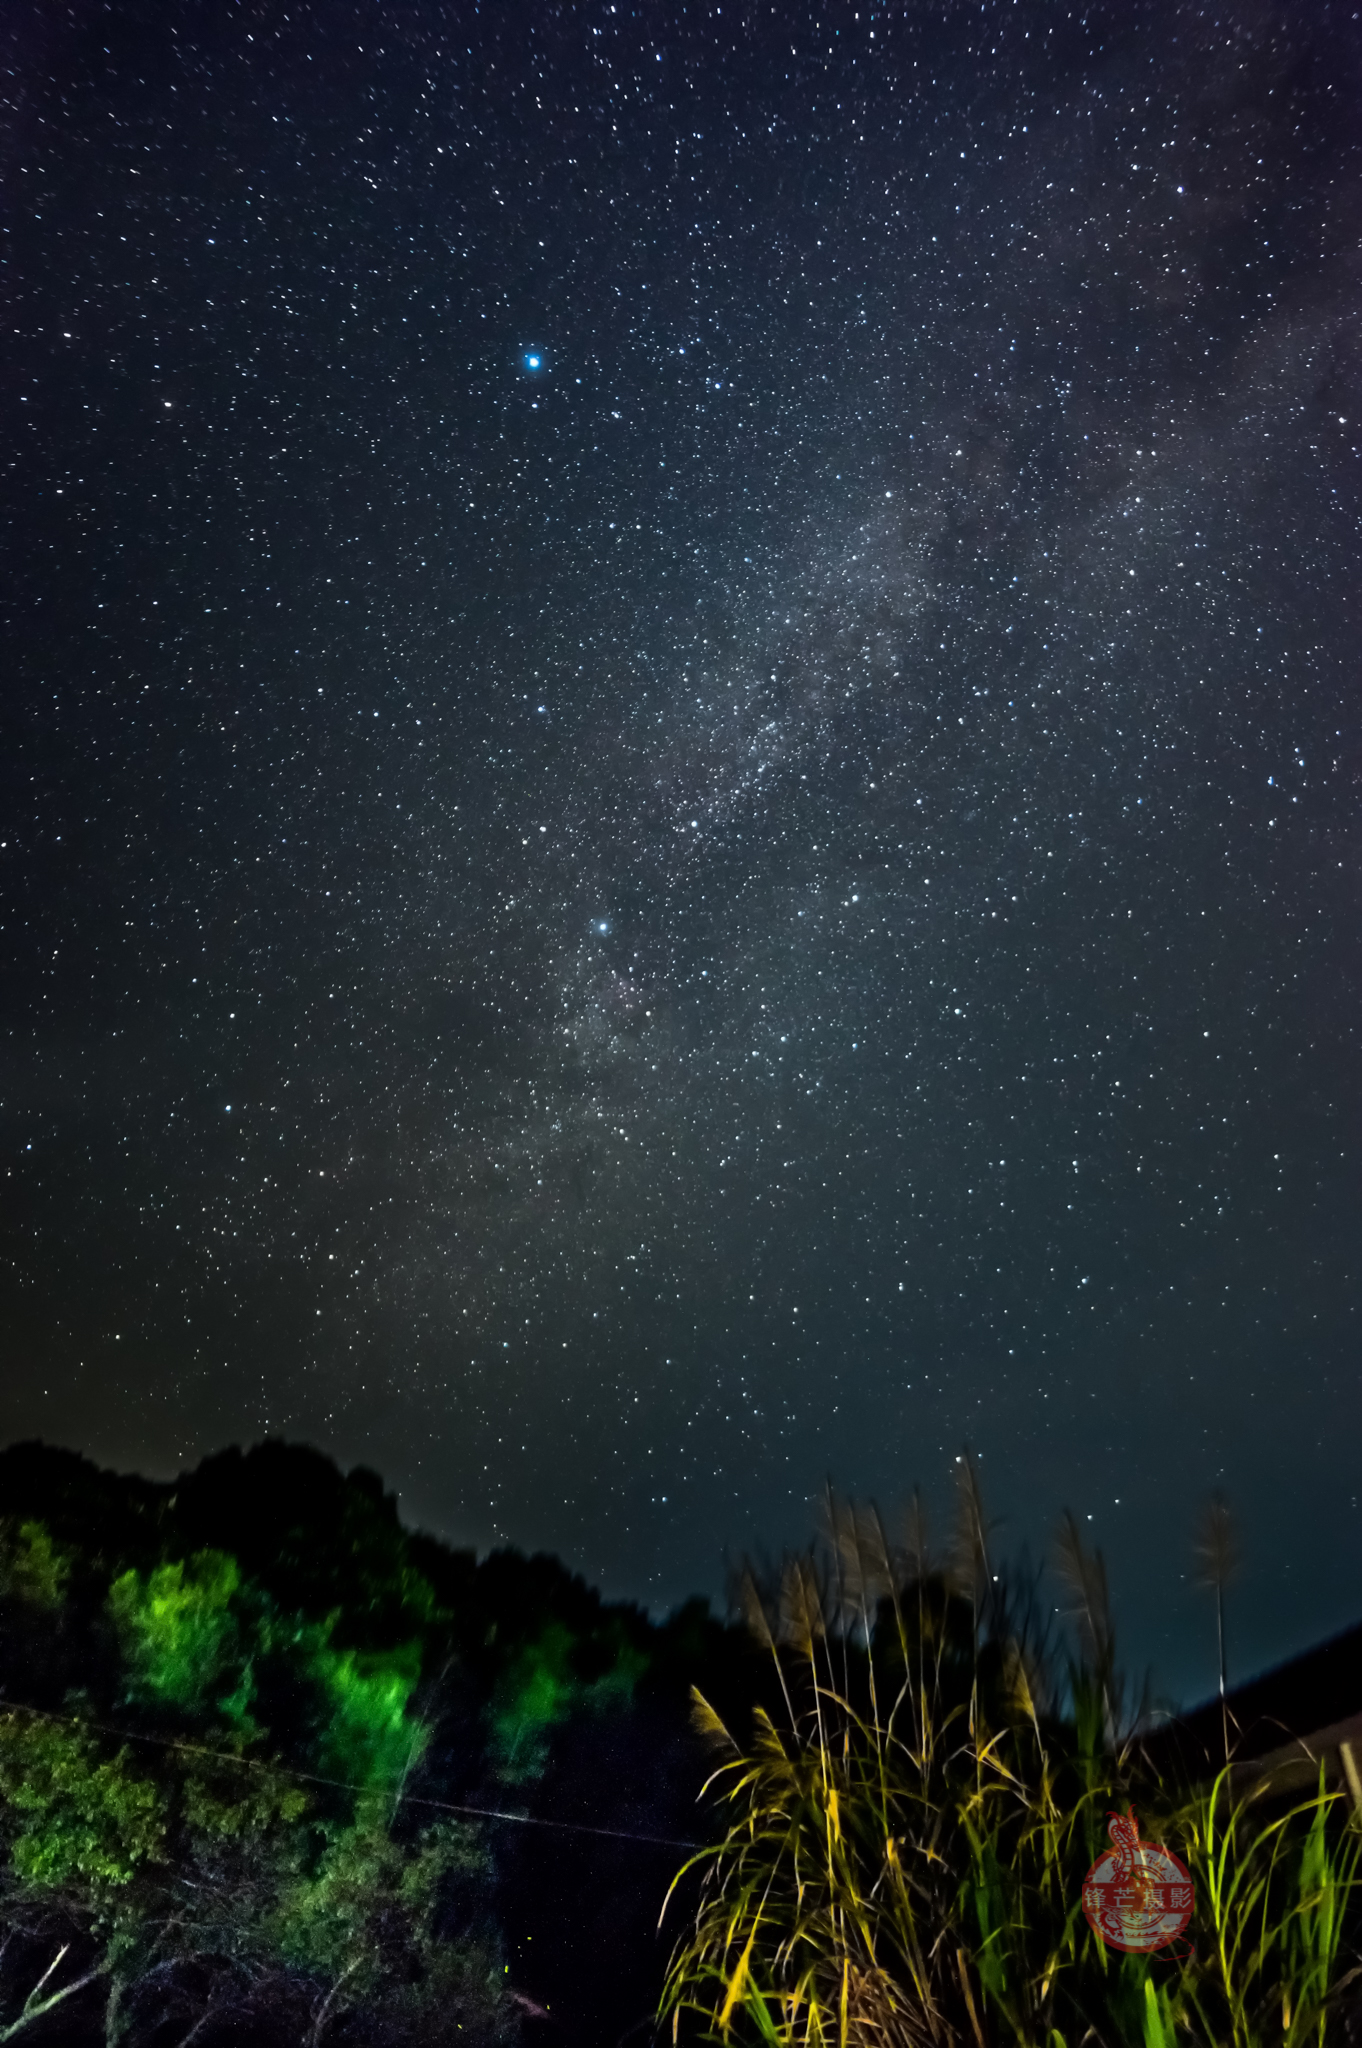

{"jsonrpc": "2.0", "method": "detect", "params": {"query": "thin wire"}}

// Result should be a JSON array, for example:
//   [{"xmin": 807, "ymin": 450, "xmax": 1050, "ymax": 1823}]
[{"xmin": 0, "ymin": 1698, "xmax": 701, "ymax": 1852}]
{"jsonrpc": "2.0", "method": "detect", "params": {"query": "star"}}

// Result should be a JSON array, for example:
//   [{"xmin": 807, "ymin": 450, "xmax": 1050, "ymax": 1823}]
[{"xmin": 4, "ymin": 0, "xmax": 1356, "ymax": 1712}]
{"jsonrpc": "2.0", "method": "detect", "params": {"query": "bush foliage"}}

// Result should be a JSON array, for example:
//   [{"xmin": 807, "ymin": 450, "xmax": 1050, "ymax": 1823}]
[{"xmin": 0, "ymin": 1439, "xmax": 748, "ymax": 2047}]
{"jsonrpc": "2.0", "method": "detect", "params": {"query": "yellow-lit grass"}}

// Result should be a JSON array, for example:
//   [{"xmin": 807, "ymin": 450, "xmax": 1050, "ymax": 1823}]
[{"xmin": 661, "ymin": 1478, "xmax": 1362, "ymax": 2048}]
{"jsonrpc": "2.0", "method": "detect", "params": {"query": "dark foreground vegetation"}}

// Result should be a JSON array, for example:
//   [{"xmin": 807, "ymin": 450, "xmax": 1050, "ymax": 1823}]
[
  {"xmin": 1, "ymin": 1442, "xmax": 1360, "ymax": 2048},
  {"xmin": 0, "ymin": 1439, "xmax": 765, "ymax": 2048}
]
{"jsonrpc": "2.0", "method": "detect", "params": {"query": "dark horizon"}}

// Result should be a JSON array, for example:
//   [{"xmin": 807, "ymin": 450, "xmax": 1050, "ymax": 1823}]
[
  {"xmin": 1, "ymin": 1426, "xmax": 1348, "ymax": 1729},
  {"xmin": 2, "ymin": 0, "xmax": 1360, "ymax": 1710}
]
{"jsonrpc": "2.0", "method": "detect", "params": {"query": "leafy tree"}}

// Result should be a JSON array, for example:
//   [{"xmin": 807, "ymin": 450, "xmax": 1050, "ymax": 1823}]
[
  {"xmin": 0, "ymin": 1712, "xmax": 164, "ymax": 1899},
  {"xmin": 488, "ymin": 1620, "xmax": 647, "ymax": 1785},
  {"xmin": 0, "ymin": 1524, "xmax": 70, "ymax": 1613},
  {"xmin": 0, "ymin": 1439, "xmax": 732, "ymax": 2045},
  {"xmin": 310, "ymin": 1637, "xmax": 428, "ymax": 1791},
  {"xmin": 108, "ymin": 1551, "xmax": 256, "ymax": 1731},
  {"xmin": 0, "ymin": 1714, "xmax": 166, "ymax": 2041},
  {"xmin": 0, "ymin": 1704, "xmax": 513, "ymax": 2044}
]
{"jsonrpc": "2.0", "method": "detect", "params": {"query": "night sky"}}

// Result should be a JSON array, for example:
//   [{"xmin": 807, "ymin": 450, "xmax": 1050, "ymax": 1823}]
[{"xmin": 3, "ymin": 0, "xmax": 1360, "ymax": 1705}]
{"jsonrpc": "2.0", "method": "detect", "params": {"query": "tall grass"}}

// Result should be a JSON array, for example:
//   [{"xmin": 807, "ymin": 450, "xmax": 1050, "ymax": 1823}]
[{"xmin": 661, "ymin": 1472, "xmax": 1362, "ymax": 2048}]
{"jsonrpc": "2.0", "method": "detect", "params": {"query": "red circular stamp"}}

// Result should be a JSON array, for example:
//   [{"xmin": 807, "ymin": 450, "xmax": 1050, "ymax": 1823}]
[{"xmin": 1081, "ymin": 1808, "xmax": 1193, "ymax": 1954}]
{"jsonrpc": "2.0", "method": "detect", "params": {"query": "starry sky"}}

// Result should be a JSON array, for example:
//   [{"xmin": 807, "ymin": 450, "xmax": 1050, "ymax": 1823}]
[{"xmin": 2, "ymin": 0, "xmax": 1360, "ymax": 1704}]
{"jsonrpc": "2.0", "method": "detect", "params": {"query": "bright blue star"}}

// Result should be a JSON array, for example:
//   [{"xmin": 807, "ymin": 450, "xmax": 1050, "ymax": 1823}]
[{"xmin": 524, "ymin": 352, "xmax": 541, "ymax": 371}]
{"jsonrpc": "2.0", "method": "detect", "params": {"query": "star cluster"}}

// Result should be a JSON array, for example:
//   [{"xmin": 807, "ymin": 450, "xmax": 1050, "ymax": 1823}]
[{"xmin": 2, "ymin": 0, "xmax": 1360, "ymax": 1698}]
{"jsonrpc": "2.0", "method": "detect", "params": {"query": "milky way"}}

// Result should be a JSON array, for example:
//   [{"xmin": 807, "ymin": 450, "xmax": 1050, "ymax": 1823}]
[{"xmin": 3, "ymin": 0, "xmax": 1360, "ymax": 1699}]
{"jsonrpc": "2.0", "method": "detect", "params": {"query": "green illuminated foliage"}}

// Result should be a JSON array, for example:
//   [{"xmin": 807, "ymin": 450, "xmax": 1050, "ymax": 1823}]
[
  {"xmin": 489, "ymin": 1619, "xmax": 646, "ymax": 1783},
  {"xmin": 0, "ymin": 1442, "xmax": 677, "ymax": 2045},
  {"xmin": 0, "ymin": 1520, "xmax": 70, "ymax": 1611},
  {"xmin": 107, "ymin": 1551, "xmax": 255, "ymax": 1729},
  {"xmin": 0, "ymin": 1715, "xmax": 164, "ymax": 1892},
  {"xmin": 181, "ymin": 1760, "xmax": 309, "ymax": 1841},
  {"xmin": 259, "ymin": 1796, "xmax": 505, "ymax": 2037},
  {"xmin": 269, "ymin": 1794, "xmax": 409, "ymax": 1982},
  {"xmin": 311, "ymin": 1638, "xmax": 427, "ymax": 1790},
  {"xmin": 0, "ymin": 1717, "xmax": 511, "ymax": 2045}
]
